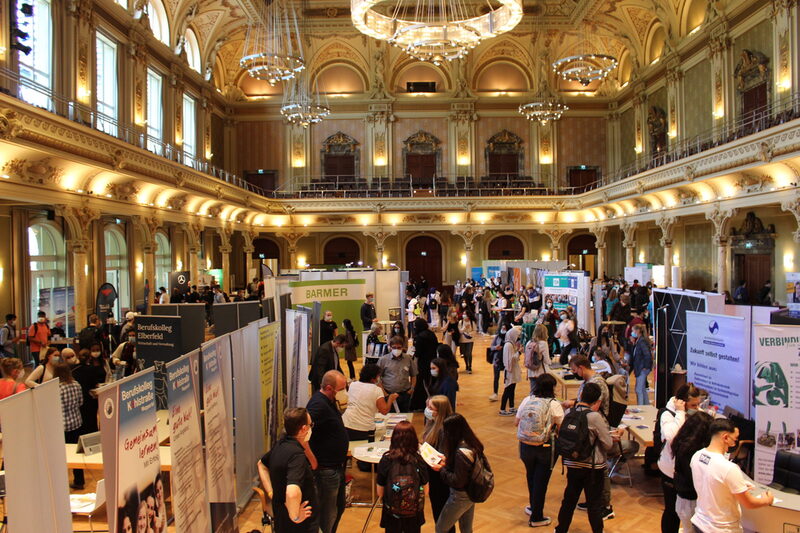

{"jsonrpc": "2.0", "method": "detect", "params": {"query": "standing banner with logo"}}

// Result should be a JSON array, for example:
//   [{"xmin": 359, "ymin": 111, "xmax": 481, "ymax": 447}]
[
  {"xmin": 289, "ymin": 279, "xmax": 366, "ymax": 335},
  {"xmin": 95, "ymin": 282, "xmax": 118, "ymax": 323},
  {"xmin": 201, "ymin": 340, "xmax": 238, "ymax": 533},
  {"xmin": 0, "ymin": 380, "xmax": 72, "ymax": 533},
  {"xmin": 165, "ymin": 350, "xmax": 211, "ymax": 533},
  {"xmin": 98, "ymin": 369, "xmax": 163, "ymax": 533},
  {"xmin": 169, "ymin": 270, "xmax": 191, "ymax": 295},
  {"xmin": 542, "ymin": 272, "xmax": 590, "ymax": 329},
  {"xmin": 285, "ymin": 308, "xmax": 309, "ymax": 408},
  {"xmin": 786, "ymin": 272, "xmax": 800, "ymax": 314},
  {"xmin": 686, "ymin": 311, "xmax": 750, "ymax": 417},
  {"xmin": 135, "ymin": 315, "xmax": 183, "ymax": 409},
  {"xmin": 753, "ymin": 325, "xmax": 800, "ymax": 484}
]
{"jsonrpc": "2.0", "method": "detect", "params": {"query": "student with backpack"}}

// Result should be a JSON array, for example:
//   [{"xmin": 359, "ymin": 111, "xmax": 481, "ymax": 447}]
[
  {"xmin": 431, "ymin": 413, "xmax": 492, "ymax": 533},
  {"xmin": 524, "ymin": 324, "xmax": 551, "ymax": 394},
  {"xmin": 554, "ymin": 382, "xmax": 621, "ymax": 533},
  {"xmin": 500, "ymin": 326, "xmax": 522, "ymax": 416},
  {"xmin": 27, "ymin": 311, "xmax": 51, "ymax": 365},
  {"xmin": 376, "ymin": 420, "xmax": 429, "ymax": 533},
  {"xmin": 516, "ymin": 373, "xmax": 563, "ymax": 527}
]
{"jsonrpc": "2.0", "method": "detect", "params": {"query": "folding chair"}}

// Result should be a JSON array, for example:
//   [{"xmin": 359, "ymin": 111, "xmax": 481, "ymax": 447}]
[
  {"xmin": 250, "ymin": 486, "xmax": 274, "ymax": 533},
  {"xmin": 70, "ymin": 479, "xmax": 106, "ymax": 533}
]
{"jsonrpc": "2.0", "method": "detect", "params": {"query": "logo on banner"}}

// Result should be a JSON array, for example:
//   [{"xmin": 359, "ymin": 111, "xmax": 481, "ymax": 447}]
[
  {"xmin": 708, "ymin": 321, "xmax": 720, "ymax": 334},
  {"xmin": 178, "ymin": 274, "xmax": 186, "ymax": 285},
  {"xmin": 103, "ymin": 398, "xmax": 115, "ymax": 418}
]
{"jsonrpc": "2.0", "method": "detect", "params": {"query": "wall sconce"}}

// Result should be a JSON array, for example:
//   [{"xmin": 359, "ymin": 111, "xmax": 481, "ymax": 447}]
[
  {"xmin": 784, "ymin": 251, "xmax": 795, "ymax": 270},
  {"xmin": 713, "ymin": 106, "xmax": 724, "ymax": 119},
  {"xmin": 292, "ymin": 157, "xmax": 305, "ymax": 168},
  {"xmin": 381, "ymin": 254, "xmax": 388, "ymax": 268},
  {"xmin": 297, "ymin": 255, "xmax": 306, "ymax": 268},
  {"xmin": 541, "ymin": 252, "xmax": 551, "ymax": 262},
  {"xmin": 77, "ymin": 85, "xmax": 91, "ymax": 101},
  {"xmin": 672, "ymin": 251, "xmax": 680, "ymax": 266},
  {"xmin": 136, "ymin": 261, "xmax": 144, "ymax": 274},
  {"xmin": 374, "ymin": 156, "xmax": 387, "ymax": 166},
  {"xmin": 84, "ymin": 263, "xmax": 89, "ymax": 276},
  {"xmin": 457, "ymin": 155, "xmax": 470, "ymax": 166},
  {"xmin": 638, "ymin": 251, "xmax": 646, "ymax": 263},
  {"xmin": 0, "ymin": 266, "xmax": 4, "ymax": 283},
  {"xmin": 460, "ymin": 253, "xmax": 466, "ymax": 266},
  {"xmin": 779, "ymin": 78, "xmax": 791, "ymax": 91},
  {"xmin": 668, "ymin": 129, "xmax": 677, "ymax": 138},
  {"xmin": 176, "ymin": 259, "xmax": 183, "ymax": 271},
  {"xmin": 539, "ymin": 154, "xmax": 553, "ymax": 164},
  {"xmin": 206, "ymin": 257, "xmax": 212, "ymax": 270},
  {"xmin": 634, "ymin": 144, "xmax": 643, "ymax": 154}
]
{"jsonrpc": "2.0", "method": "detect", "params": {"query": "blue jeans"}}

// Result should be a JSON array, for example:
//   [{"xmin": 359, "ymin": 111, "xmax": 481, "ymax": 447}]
[
  {"xmin": 435, "ymin": 489, "xmax": 474, "ymax": 533},
  {"xmin": 314, "ymin": 467, "xmax": 345, "ymax": 533},
  {"xmin": 635, "ymin": 369, "xmax": 650, "ymax": 405}
]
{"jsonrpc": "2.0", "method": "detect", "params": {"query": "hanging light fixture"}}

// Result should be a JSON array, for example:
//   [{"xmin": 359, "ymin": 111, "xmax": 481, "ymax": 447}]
[
  {"xmin": 240, "ymin": 0, "xmax": 304, "ymax": 86},
  {"xmin": 351, "ymin": 0, "xmax": 523, "ymax": 64},
  {"xmin": 552, "ymin": 24, "xmax": 617, "ymax": 86},
  {"xmin": 519, "ymin": 98, "xmax": 569, "ymax": 125},
  {"xmin": 280, "ymin": 75, "xmax": 331, "ymax": 127}
]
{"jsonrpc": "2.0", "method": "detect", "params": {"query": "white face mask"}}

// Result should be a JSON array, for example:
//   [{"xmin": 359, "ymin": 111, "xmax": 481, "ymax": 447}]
[
  {"xmin": 304, "ymin": 428, "xmax": 312, "ymax": 442},
  {"xmin": 38, "ymin": 317, "xmax": 46, "ymax": 323},
  {"xmin": 391, "ymin": 348, "xmax": 402, "ymax": 357},
  {"xmin": 91, "ymin": 351, "xmax": 101, "ymax": 358},
  {"xmin": 335, "ymin": 389, "xmax": 348, "ymax": 405},
  {"xmin": 430, "ymin": 368, "xmax": 439, "ymax": 377},
  {"xmin": 424, "ymin": 407, "xmax": 434, "ymax": 420}
]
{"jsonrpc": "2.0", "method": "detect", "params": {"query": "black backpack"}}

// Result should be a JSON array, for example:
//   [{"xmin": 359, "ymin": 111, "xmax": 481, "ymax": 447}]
[
  {"xmin": 652, "ymin": 407, "xmax": 675, "ymax": 458},
  {"xmin": 556, "ymin": 406, "xmax": 595, "ymax": 464},
  {"xmin": 465, "ymin": 450, "xmax": 494, "ymax": 503},
  {"xmin": 384, "ymin": 458, "xmax": 424, "ymax": 518},
  {"xmin": 78, "ymin": 326, "xmax": 99, "ymax": 350}
]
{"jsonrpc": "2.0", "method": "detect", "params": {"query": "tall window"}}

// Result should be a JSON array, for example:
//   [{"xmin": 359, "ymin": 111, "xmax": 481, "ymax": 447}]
[
  {"xmin": 146, "ymin": 68, "xmax": 163, "ymax": 155},
  {"xmin": 96, "ymin": 32, "xmax": 118, "ymax": 136},
  {"xmin": 184, "ymin": 29, "xmax": 201, "ymax": 73},
  {"xmin": 154, "ymin": 232, "xmax": 171, "ymax": 291},
  {"xmin": 28, "ymin": 223, "xmax": 67, "ymax": 327},
  {"xmin": 182, "ymin": 93, "xmax": 196, "ymax": 164},
  {"xmin": 146, "ymin": 0, "xmax": 169, "ymax": 46},
  {"xmin": 104, "ymin": 226, "xmax": 130, "ymax": 318},
  {"xmin": 17, "ymin": 0, "xmax": 53, "ymax": 110}
]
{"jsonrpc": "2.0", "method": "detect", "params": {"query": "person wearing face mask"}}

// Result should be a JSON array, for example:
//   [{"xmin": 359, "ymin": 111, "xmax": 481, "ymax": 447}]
[
  {"xmin": 429, "ymin": 357, "xmax": 457, "ymax": 410},
  {"xmin": 360, "ymin": 294, "xmax": 377, "ymax": 331},
  {"xmin": 629, "ymin": 324, "xmax": 652, "ymax": 405},
  {"xmin": 259, "ymin": 407, "xmax": 319, "ymax": 533},
  {"xmin": 422, "ymin": 395, "xmax": 455, "ymax": 533},
  {"xmin": 0, "ymin": 357, "xmax": 27, "ymax": 399},
  {"xmin": 27, "ymin": 311, "xmax": 51, "ymax": 365},
  {"xmin": 309, "ymin": 334, "xmax": 345, "ymax": 392},
  {"xmin": 25, "ymin": 346, "xmax": 60, "ymax": 388},
  {"xmin": 690, "ymin": 419, "xmax": 773, "ymax": 533},
  {"xmin": 366, "ymin": 323, "xmax": 388, "ymax": 365},
  {"xmin": 500, "ymin": 326, "xmax": 522, "ymax": 416},
  {"xmin": 391, "ymin": 320, "xmax": 406, "ymax": 344},
  {"xmin": 319, "ymin": 311, "xmax": 338, "ymax": 345},
  {"xmin": 378, "ymin": 337, "xmax": 418, "ymax": 413},
  {"xmin": 112, "ymin": 331, "xmax": 139, "ymax": 378},
  {"xmin": 72, "ymin": 347, "xmax": 108, "ymax": 434},
  {"xmin": 306, "ymin": 371, "xmax": 349, "ymax": 533},
  {"xmin": 411, "ymin": 318, "xmax": 439, "ymax": 411},
  {"xmin": 0, "ymin": 313, "xmax": 22, "ymax": 358},
  {"xmin": 342, "ymin": 364, "xmax": 398, "ymax": 441}
]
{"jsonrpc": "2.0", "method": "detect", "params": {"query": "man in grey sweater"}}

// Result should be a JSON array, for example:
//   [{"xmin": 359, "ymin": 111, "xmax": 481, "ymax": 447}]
[{"xmin": 555, "ymin": 382, "xmax": 622, "ymax": 533}]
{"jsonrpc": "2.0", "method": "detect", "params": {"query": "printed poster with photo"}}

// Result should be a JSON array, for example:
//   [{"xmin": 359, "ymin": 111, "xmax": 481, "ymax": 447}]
[
  {"xmin": 259, "ymin": 321, "xmax": 282, "ymax": 450},
  {"xmin": 753, "ymin": 324, "xmax": 800, "ymax": 484},
  {"xmin": 98, "ymin": 369, "xmax": 166, "ymax": 533},
  {"xmin": 786, "ymin": 272, "xmax": 800, "ymax": 314},
  {"xmin": 202, "ymin": 341, "xmax": 239, "ymax": 533},
  {"xmin": 166, "ymin": 350, "xmax": 211, "ymax": 533}
]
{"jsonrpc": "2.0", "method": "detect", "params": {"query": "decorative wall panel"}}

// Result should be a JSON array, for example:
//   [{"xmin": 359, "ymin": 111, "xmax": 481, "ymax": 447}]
[
  {"xmin": 683, "ymin": 222, "xmax": 712, "ymax": 290},
  {"xmin": 684, "ymin": 59, "xmax": 712, "ymax": 139},
  {"xmin": 557, "ymin": 117, "xmax": 608, "ymax": 180}
]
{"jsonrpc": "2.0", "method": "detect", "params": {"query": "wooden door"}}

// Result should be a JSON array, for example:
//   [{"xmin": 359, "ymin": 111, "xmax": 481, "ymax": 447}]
[
  {"xmin": 742, "ymin": 83, "xmax": 768, "ymax": 119},
  {"xmin": 488, "ymin": 153, "xmax": 519, "ymax": 177},
  {"xmin": 488, "ymin": 235, "xmax": 524, "ymax": 260},
  {"xmin": 323, "ymin": 154, "xmax": 356, "ymax": 179},
  {"xmin": 323, "ymin": 237, "xmax": 360, "ymax": 265},
  {"xmin": 405, "ymin": 153, "xmax": 436, "ymax": 187},
  {"xmin": 567, "ymin": 167, "xmax": 598, "ymax": 190},
  {"xmin": 405, "ymin": 236, "xmax": 442, "ymax": 289},
  {"xmin": 244, "ymin": 170, "xmax": 277, "ymax": 193},
  {"xmin": 735, "ymin": 253, "xmax": 771, "ymax": 304}
]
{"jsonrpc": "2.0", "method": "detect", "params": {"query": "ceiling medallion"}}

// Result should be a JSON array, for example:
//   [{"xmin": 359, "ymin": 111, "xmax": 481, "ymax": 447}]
[
  {"xmin": 240, "ymin": 0, "xmax": 304, "ymax": 85},
  {"xmin": 351, "ymin": 0, "xmax": 523, "ymax": 65},
  {"xmin": 518, "ymin": 98, "xmax": 569, "ymax": 125},
  {"xmin": 552, "ymin": 53, "xmax": 618, "ymax": 86}
]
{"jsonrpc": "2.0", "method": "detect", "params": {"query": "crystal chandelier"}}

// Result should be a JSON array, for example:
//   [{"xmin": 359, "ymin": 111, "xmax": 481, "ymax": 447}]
[
  {"xmin": 351, "ymin": 0, "xmax": 523, "ymax": 64},
  {"xmin": 519, "ymin": 98, "xmax": 569, "ymax": 125},
  {"xmin": 240, "ymin": 0, "xmax": 304, "ymax": 86},
  {"xmin": 280, "ymin": 71, "xmax": 330, "ymax": 127},
  {"xmin": 552, "ymin": 53, "xmax": 618, "ymax": 86}
]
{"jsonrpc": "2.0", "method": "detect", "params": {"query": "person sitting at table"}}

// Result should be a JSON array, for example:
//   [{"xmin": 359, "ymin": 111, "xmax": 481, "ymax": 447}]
[
  {"xmin": 656, "ymin": 382, "xmax": 703, "ymax": 533},
  {"xmin": 342, "ymin": 364, "xmax": 398, "ymax": 442},
  {"xmin": 25, "ymin": 346, "xmax": 60, "ymax": 388},
  {"xmin": 429, "ymin": 358, "xmax": 458, "ymax": 410}
]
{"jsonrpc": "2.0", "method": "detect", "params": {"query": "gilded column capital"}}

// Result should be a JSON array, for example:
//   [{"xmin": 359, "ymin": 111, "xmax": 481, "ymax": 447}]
[
  {"xmin": 657, "ymin": 215, "xmax": 677, "ymax": 247},
  {"xmin": 706, "ymin": 204, "xmax": 738, "ymax": 244},
  {"xmin": 781, "ymin": 197, "xmax": 800, "ymax": 243},
  {"xmin": 620, "ymin": 221, "xmax": 638, "ymax": 249},
  {"xmin": 538, "ymin": 227, "xmax": 571, "ymax": 249},
  {"xmin": 589, "ymin": 225, "xmax": 608, "ymax": 249},
  {"xmin": 363, "ymin": 228, "xmax": 396, "ymax": 248},
  {"xmin": 451, "ymin": 227, "xmax": 484, "ymax": 252}
]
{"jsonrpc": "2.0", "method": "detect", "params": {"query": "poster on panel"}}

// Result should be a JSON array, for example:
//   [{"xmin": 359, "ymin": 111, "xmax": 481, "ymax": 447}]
[
  {"xmin": 259, "ymin": 321, "xmax": 282, "ymax": 449},
  {"xmin": 169, "ymin": 270, "xmax": 191, "ymax": 295},
  {"xmin": 0, "ymin": 380, "xmax": 72, "ymax": 533},
  {"xmin": 285, "ymin": 309, "xmax": 309, "ymax": 408},
  {"xmin": 289, "ymin": 278, "xmax": 366, "ymax": 334},
  {"xmin": 786, "ymin": 272, "xmax": 800, "ymax": 314},
  {"xmin": 165, "ymin": 350, "xmax": 211, "ymax": 533},
  {"xmin": 201, "ymin": 341, "xmax": 238, "ymax": 533},
  {"xmin": 98, "ymin": 369, "xmax": 164, "ymax": 533},
  {"xmin": 542, "ymin": 272, "xmax": 590, "ymax": 328},
  {"xmin": 686, "ymin": 311, "xmax": 750, "ymax": 418},
  {"xmin": 135, "ymin": 315, "xmax": 183, "ymax": 410},
  {"xmin": 753, "ymin": 324, "xmax": 800, "ymax": 484}
]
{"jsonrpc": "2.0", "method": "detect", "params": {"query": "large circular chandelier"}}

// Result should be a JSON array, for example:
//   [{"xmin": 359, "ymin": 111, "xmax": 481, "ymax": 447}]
[
  {"xmin": 240, "ymin": 0, "xmax": 304, "ymax": 86},
  {"xmin": 519, "ymin": 99, "xmax": 569, "ymax": 125},
  {"xmin": 552, "ymin": 54, "xmax": 618, "ymax": 86},
  {"xmin": 351, "ymin": 0, "xmax": 523, "ymax": 64},
  {"xmin": 280, "ymin": 73, "xmax": 330, "ymax": 127}
]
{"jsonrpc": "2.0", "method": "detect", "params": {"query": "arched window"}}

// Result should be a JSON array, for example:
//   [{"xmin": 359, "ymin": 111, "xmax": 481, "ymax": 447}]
[
  {"xmin": 147, "ymin": 0, "xmax": 170, "ymax": 46},
  {"xmin": 154, "ymin": 232, "xmax": 171, "ymax": 291},
  {"xmin": 28, "ymin": 223, "xmax": 66, "ymax": 326},
  {"xmin": 17, "ymin": 0, "xmax": 53, "ymax": 110},
  {"xmin": 184, "ymin": 29, "xmax": 201, "ymax": 73},
  {"xmin": 105, "ymin": 226, "xmax": 130, "ymax": 318}
]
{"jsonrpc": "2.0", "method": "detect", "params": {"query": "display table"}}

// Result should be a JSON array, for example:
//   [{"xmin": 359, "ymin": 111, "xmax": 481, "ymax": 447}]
[
  {"xmin": 65, "ymin": 443, "xmax": 172, "ymax": 471},
  {"xmin": 622, "ymin": 405, "xmax": 658, "ymax": 447},
  {"xmin": 741, "ymin": 475, "xmax": 800, "ymax": 532},
  {"xmin": 548, "ymin": 368, "xmax": 582, "ymax": 400}
]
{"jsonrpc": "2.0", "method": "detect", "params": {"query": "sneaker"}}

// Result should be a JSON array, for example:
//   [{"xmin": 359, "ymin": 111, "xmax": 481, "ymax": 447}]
[
  {"xmin": 499, "ymin": 410, "xmax": 515, "ymax": 416},
  {"xmin": 602, "ymin": 507, "xmax": 615, "ymax": 520},
  {"xmin": 467, "ymin": 369, "xmax": 473, "ymax": 374},
  {"xmin": 529, "ymin": 518, "xmax": 551, "ymax": 528},
  {"xmin": 509, "ymin": 407, "xmax": 517, "ymax": 413},
  {"xmin": 489, "ymin": 393, "xmax": 498, "ymax": 401},
  {"xmin": 576, "ymin": 502, "xmax": 587, "ymax": 511},
  {"xmin": 524, "ymin": 506, "xmax": 532, "ymax": 516}
]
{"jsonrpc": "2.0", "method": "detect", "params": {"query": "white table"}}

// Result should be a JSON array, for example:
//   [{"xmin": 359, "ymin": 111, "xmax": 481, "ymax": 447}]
[
  {"xmin": 622, "ymin": 405, "xmax": 657, "ymax": 447},
  {"xmin": 352, "ymin": 442, "xmax": 391, "ymax": 505}
]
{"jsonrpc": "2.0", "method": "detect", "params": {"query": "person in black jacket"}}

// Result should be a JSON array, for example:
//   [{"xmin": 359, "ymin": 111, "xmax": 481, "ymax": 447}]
[
  {"xmin": 411, "ymin": 318, "xmax": 438, "ymax": 411},
  {"xmin": 308, "ymin": 335, "xmax": 345, "ymax": 392},
  {"xmin": 671, "ymin": 411, "xmax": 713, "ymax": 533},
  {"xmin": 360, "ymin": 293, "xmax": 377, "ymax": 331}
]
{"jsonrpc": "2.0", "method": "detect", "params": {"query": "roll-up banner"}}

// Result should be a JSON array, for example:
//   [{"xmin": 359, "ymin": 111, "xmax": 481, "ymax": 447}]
[
  {"xmin": 259, "ymin": 322, "xmax": 281, "ymax": 449},
  {"xmin": 542, "ymin": 272, "xmax": 590, "ymax": 328},
  {"xmin": 135, "ymin": 315, "xmax": 183, "ymax": 410},
  {"xmin": 0, "ymin": 380, "xmax": 72, "ymax": 533},
  {"xmin": 165, "ymin": 350, "xmax": 211, "ymax": 533},
  {"xmin": 201, "ymin": 340, "xmax": 238, "ymax": 533},
  {"xmin": 285, "ymin": 308, "xmax": 309, "ymax": 408},
  {"xmin": 753, "ymin": 324, "xmax": 800, "ymax": 484},
  {"xmin": 169, "ymin": 270, "xmax": 191, "ymax": 295},
  {"xmin": 98, "ymin": 369, "xmax": 164, "ymax": 533},
  {"xmin": 95, "ymin": 282, "xmax": 118, "ymax": 323},
  {"xmin": 686, "ymin": 311, "xmax": 750, "ymax": 418}
]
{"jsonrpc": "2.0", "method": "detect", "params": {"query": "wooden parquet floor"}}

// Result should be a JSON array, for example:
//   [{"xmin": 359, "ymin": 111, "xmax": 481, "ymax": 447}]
[{"xmin": 73, "ymin": 332, "xmax": 663, "ymax": 532}]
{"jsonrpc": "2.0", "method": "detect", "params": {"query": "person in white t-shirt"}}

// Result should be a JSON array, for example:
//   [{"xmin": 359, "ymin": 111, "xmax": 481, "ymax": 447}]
[
  {"xmin": 342, "ymin": 364, "xmax": 398, "ymax": 441},
  {"xmin": 690, "ymin": 419, "xmax": 773, "ymax": 533}
]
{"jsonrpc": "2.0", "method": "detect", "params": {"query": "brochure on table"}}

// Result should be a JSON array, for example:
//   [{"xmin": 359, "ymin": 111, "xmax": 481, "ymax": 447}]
[
  {"xmin": 165, "ymin": 350, "xmax": 211, "ymax": 533},
  {"xmin": 98, "ymin": 369, "xmax": 164, "ymax": 533},
  {"xmin": 753, "ymin": 324, "xmax": 800, "ymax": 485},
  {"xmin": 686, "ymin": 311, "xmax": 751, "ymax": 418}
]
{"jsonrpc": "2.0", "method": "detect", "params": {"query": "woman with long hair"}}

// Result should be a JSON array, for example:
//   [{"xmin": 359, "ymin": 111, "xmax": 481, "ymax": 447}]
[
  {"xmin": 458, "ymin": 308, "xmax": 476, "ymax": 373},
  {"xmin": 435, "ymin": 343, "xmax": 460, "ymax": 382},
  {"xmin": 390, "ymin": 321, "xmax": 407, "ymax": 345},
  {"xmin": 432, "ymin": 413, "xmax": 486, "ymax": 533},
  {"xmin": 422, "ymin": 395, "xmax": 454, "ymax": 532},
  {"xmin": 443, "ymin": 312, "xmax": 460, "ymax": 355},
  {"xmin": 500, "ymin": 326, "xmax": 522, "ymax": 416},
  {"xmin": 525, "ymin": 324, "xmax": 551, "ymax": 394},
  {"xmin": 630, "ymin": 323, "xmax": 652, "ymax": 405},
  {"xmin": 671, "ymin": 411, "xmax": 713, "ymax": 533},
  {"xmin": 342, "ymin": 318, "xmax": 359, "ymax": 380},
  {"xmin": 429, "ymin": 358, "xmax": 458, "ymax": 410},
  {"xmin": 438, "ymin": 292, "xmax": 451, "ymax": 330},
  {"xmin": 376, "ymin": 420, "xmax": 429, "ymax": 533},
  {"xmin": 0, "ymin": 357, "xmax": 26, "ymax": 399},
  {"xmin": 488, "ymin": 321, "xmax": 508, "ymax": 402},
  {"xmin": 24, "ymin": 346, "xmax": 60, "ymax": 388}
]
